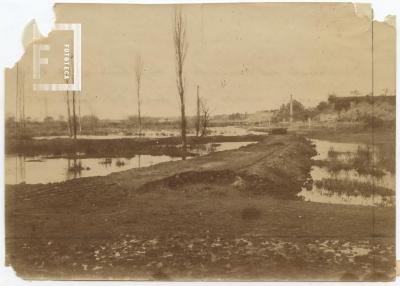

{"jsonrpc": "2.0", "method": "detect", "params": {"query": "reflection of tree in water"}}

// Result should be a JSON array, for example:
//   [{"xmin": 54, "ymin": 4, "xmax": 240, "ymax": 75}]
[
  {"xmin": 115, "ymin": 159, "xmax": 126, "ymax": 167},
  {"xmin": 15, "ymin": 155, "xmax": 26, "ymax": 184},
  {"xmin": 98, "ymin": 158, "xmax": 112, "ymax": 167},
  {"xmin": 67, "ymin": 157, "xmax": 85, "ymax": 180},
  {"xmin": 189, "ymin": 143, "xmax": 219, "ymax": 155}
]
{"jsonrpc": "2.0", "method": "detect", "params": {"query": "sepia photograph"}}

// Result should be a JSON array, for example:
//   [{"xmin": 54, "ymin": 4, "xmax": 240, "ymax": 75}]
[{"xmin": 2, "ymin": 1, "xmax": 397, "ymax": 282}]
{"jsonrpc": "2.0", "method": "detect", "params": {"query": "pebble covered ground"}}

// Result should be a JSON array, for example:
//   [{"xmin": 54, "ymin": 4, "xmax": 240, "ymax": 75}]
[{"xmin": 9, "ymin": 234, "xmax": 395, "ymax": 281}]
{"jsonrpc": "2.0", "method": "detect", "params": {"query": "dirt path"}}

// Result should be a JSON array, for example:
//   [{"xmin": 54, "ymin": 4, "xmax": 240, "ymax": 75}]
[{"xmin": 5, "ymin": 134, "xmax": 395, "ymax": 280}]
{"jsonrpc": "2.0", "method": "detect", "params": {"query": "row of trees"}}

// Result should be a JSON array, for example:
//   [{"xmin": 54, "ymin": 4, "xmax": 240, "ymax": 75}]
[
  {"xmin": 173, "ymin": 9, "xmax": 211, "ymax": 150},
  {"xmin": 272, "ymin": 88, "xmax": 395, "ymax": 124},
  {"xmin": 271, "ymin": 100, "xmax": 315, "ymax": 123},
  {"xmin": 133, "ymin": 9, "xmax": 210, "ymax": 156},
  {"xmin": 53, "ymin": 8, "xmax": 208, "ymax": 146}
]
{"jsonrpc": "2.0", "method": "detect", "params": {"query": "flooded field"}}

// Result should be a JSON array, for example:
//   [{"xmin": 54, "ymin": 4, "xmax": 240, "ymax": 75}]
[
  {"xmin": 32, "ymin": 126, "xmax": 266, "ymax": 140},
  {"xmin": 6, "ymin": 141, "xmax": 255, "ymax": 185},
  {"xmin": 298, "ymin": 139, "xmax": 395, "ymax": 207}
]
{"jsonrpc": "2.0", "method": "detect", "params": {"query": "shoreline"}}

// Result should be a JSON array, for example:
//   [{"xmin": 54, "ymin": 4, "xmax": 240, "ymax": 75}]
[
  {"xmin": 5, "ymin": 134, "xmax": 266, "ymax": 158},
  {"xmin": 298, "ymin": 128, "xmax": 395, "ymax": 145}
]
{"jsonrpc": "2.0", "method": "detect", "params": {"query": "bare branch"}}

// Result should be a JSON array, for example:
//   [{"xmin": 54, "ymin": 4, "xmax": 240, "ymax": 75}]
[
  {"xmin": 135, "ymin": 55, "xmax": 143, "ymax": 135},
  {"xmin": 200, "ymin": 98, "xmax": 211, "ymax": 137},
  {"xmin": 135, "ymin": 55, "xmax": 143, "ymax": 84}
]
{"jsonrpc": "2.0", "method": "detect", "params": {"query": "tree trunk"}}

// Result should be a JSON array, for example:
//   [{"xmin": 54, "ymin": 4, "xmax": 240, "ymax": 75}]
[
  {"xmin": 174, "ymin": 9, "xmax": 187, "ymax": 158},
  {"xmin": 180, "ymin": 93, "xmax": 187, "ymax": 157},
  {"xmin": 196, "ymin": 85, "xmax": 200, "ymax": 137},
  {"xmin": 78, "ymin": 93, "xmax": 82, "ymax": 134},
  {"xmin": 178, "ymin": 65, "xmax": 187, "ymax": 156},
  {"xmin": 66, "ymin": 91, "xmax": 72, "ymax": 137},
  {"xmin": 21, "ymin": 70, "xmax": 25, "ymax": 134},
  {"xmin": 16, "ymin": 63, "xmax": 19, "ymax": 138},
  {"xmin": 72, "ymin": 91, "xmax": 77, "ymax": 140},
  {"xmin": 201, "ymin": 114, "xmax": 207, "ymax": 137},
  {"xmin": 176, "ymin": 57, "xmax": 187, "ymax": 157},
  {"xmin": 44, "ymin": 94, "xmax": 48, "ymax": 119},
  {"xmin": 137, "ymin": 81, "xmax": 142, "ymax": 135}
]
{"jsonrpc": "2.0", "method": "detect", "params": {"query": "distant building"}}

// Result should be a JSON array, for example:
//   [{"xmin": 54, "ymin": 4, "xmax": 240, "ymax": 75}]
[
  {"xmin": 244, "ymin": 110, "xmax": 275, "ymax": 125},
  {"xmin": 317, "ymin": 112, "xmax": 338, "ymax": 122}
]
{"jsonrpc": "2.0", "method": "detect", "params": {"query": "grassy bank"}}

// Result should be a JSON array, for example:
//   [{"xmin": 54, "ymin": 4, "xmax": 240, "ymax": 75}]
[
  {"xmin": 6, "ymin": 135, "xmax": 395, "ymax": 280},
  {"xmin": 301, "ymin": 128, "xmax": 395, "ymax": 145}
]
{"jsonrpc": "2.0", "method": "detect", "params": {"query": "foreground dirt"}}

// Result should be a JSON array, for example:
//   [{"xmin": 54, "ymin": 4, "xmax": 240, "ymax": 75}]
[{"xmin": 5, "ymin": 135, "xmax": 395, "ymax": 280}]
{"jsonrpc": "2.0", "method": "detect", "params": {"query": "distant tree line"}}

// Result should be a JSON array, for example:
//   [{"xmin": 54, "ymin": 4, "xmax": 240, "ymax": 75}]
[
  {"xmin": 271, "ymin": 100, "xmax": 316, "ymax": 123},
  {"xmin": 312, "ymin": 89, "xmax": 396, "ymax": 129}
]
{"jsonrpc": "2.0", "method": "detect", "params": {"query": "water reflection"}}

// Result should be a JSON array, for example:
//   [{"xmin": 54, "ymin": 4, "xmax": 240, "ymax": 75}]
[
  {"xmin": 298, "ymin": 187, "xmax": 395, "ymax": 207},
  {"xmin": 6, "ymin": 155, "xmax": 181, "ymax": 185},
  {"xmin": 189, "ymin": 141, "xmax": 255, "ymax": 156},
  {"xmin": 299, "ymin": 139, "xmax": 395, "ymax": 207},
  {"xmin": 6, "ymin": 141, "xmax": 255, "ymax": 185}
]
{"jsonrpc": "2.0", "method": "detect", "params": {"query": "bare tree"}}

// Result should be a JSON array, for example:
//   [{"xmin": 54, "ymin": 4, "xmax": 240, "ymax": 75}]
[
  {"xmin": 135, "ymin": 55, "xmax": 143, "ymax": 135},
  {"xmin": 200, "ymin": 99, "xmax": 211, "ymax": 137},
  {"xmin": 350, "ymin": 89, "xmax": 361, "ymax": 97},
  {"xmin": 173, "ymin": 8, "xmax": 188, "ymax": 154},
  {"xmin": 195, "ymin": 85, "xmax": 200, "ymax": 137},
  {"xmin": 72, "ymin": 90, "xmax": 77, "ymax": 139},
  {"xmin": 78, "ymin": 92, "xmax": 82, "ymax": 134},
  {"xmin": 64, "ymin": 52, "xmax": 73, "ymax": 137},
  {"xmin": 16, "ymin": 63, "xmax": 26, "ymax": 137},
  {"xmin": 65, "ymin": 88, "xmax": 72, "ymax": 137},
  {"xmin": 68, "ymin": 52, "xmax": 77, "ymax": 139}
]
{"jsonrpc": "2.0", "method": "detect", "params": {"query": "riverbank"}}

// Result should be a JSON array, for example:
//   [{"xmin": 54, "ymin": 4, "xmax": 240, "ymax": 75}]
[
  {"xmin": 299, "ymin": 128, "xmax": 395, "ymax": 145},
  {"xmin": 5, "ymin": 134, "xmax": 395, "ymax": 280}
]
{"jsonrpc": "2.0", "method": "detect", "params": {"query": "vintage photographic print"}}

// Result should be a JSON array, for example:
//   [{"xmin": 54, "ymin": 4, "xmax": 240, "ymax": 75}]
[{"xmin": 3, "ymin": 2, "xmax": 396, "ymax": 281}]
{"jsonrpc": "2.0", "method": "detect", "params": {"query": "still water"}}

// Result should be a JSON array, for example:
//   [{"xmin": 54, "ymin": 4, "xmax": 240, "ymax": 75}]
[
  {"xmin": 32, "ymin": 126, "xmax": 266, "ymax": 140},
  {"xmin": 298, "ymin": 139, "xmax": 395, "ymax": 207},
  {"xmin": 6, "ymin": 142, "xmax": 255, "ymax": 185}
]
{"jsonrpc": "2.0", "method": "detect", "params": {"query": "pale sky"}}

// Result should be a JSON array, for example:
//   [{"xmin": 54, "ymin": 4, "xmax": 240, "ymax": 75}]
[{"xmin": 5, "ymin": 3, "xmax": 396, "ymax": 120}]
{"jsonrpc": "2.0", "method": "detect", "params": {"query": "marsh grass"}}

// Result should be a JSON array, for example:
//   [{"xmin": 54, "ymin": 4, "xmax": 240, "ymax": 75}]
[
  {"xmin": 327, "ymin": 147, "xmax": 340, "ymax": 159},
  {"xmin": 375, "ymin": 143, "xmax": 395, "ymax": 173},
  {"xmin": 314, "ymin": 158, "xmax": 352, "ymax": 173},
  {"xmin": 317, "ymin": 146, "xmax": 386, "ymax": 177},
  {"xmin": 314, "ymin": 178, "xmax": 393, "ymax": 197}
]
